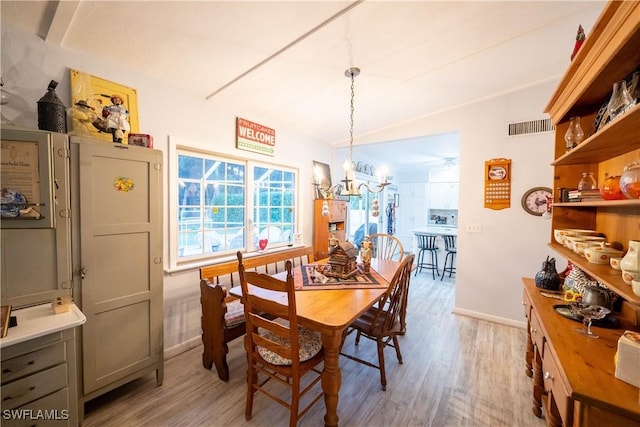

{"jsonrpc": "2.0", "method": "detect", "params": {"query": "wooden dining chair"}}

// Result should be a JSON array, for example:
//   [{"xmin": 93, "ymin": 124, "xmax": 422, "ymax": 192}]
[
  {"xmin": 340, "ymin": 253, "xmax": 415, "ymax": 391},
  {"xmin": 237, "ymin": 252, "xmax": 324, "ymax": 427},
  {"xmin": 367, "ymin": 233, "xmax": 404, "ymax": 261}
]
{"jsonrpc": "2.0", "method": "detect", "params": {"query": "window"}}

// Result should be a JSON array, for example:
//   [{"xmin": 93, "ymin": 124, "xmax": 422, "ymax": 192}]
[{"xmin": 170, "ymin": 145, "xmax": 298, "ymax": 269}]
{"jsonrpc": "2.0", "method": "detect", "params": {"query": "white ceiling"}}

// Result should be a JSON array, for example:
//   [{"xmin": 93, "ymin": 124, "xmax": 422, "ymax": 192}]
[{"xmin": 1, "ymin": 0, "xmax": 605, "ymax": 172}]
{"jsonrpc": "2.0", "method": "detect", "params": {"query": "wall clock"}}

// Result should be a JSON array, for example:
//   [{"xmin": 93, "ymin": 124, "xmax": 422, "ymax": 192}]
[{"xmin": 521, "ymin": 187, "xmax": 552, "ymax": 216}]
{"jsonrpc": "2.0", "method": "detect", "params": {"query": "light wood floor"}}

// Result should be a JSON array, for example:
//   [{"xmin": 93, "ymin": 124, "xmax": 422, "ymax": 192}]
[{"xmin": 82, "ymin": 273, "xmax": 546, "ymax": 427}]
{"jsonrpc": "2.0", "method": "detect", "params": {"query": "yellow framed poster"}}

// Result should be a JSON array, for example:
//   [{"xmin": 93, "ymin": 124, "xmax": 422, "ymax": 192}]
[{"xmin": 69, "ymin": 69, "xmax": 139, "ymax": 143}]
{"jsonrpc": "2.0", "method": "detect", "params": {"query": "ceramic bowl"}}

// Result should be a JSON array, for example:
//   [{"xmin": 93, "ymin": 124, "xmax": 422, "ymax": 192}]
[
  {"xmin": 610, "ymin": 257, "xmax": 622, "ymax": 270},
  {"xmin": 622, "ymin": 270, "xmax": 640, "ymax": 285},
  {"xmin": 553, "ymin": 229, "xmax": 569, "ymax": 245},
  {"xmin": 560, "ymin": 229, "xmax": 597, "ymax": 247},
  {"xmin": 584, "ymin": 246, "xmax": 624, "ymax": 264},
  {"xmin": 570, "ymin": 237, "xmax": 605, "ymax": 255},
  {"xmin": 632, "ymin": 280, "xmax": 640, "ymax": 297}
]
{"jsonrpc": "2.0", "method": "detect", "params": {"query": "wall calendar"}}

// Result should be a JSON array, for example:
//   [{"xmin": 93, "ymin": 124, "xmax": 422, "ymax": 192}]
[{"xmin": 484, "ymin": 158, "xmax": 511, "ymax": 210}]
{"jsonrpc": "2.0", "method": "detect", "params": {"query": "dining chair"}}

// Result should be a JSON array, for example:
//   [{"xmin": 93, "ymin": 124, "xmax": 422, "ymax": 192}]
[
  {"xmin": 367, "ymin": 233, "xmax": 404, "ymax": 261},
  {"xmin": 340, "ymin": 253, "xmax": 415, "ymax": 391},
  {"xmin": 441, "ymin": 234, "xmax": 457, "ymax": 280},
  {"xmin": 237, "ymin": 252, "xmax": 324, "ymax": 427},
  {"xmin": 415, "ymin": 233, "xmax": 439, "ymax": 279}
]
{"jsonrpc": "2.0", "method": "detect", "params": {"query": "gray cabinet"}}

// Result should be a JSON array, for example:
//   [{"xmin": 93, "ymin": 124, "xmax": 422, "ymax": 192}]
[{"xmin": 69, "ymin": 137, "xmax": 163, "ymax": 418}]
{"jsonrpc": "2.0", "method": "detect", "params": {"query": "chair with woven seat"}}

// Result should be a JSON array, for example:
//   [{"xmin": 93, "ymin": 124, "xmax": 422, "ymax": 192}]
[
  {"xmin": 415, "ymin": 233, "xmax": 439, "ymax": 279},
  {"xmin": 441, "ymin": 234, "xmax": 457, "ymax": 280},
  {"xmin": 237, "ymin": 252, "xmax": 324, "ymax": 427},
  {"xmin": 367, "ymin": 233, "xmax": 404, "ymax": 261},
  {"xmin": 340, "ymin": 253, "xmax": 415, "ymax": 391}
]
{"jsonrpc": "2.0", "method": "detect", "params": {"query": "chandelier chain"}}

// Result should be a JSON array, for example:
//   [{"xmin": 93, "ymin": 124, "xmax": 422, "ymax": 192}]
[{"xmin": 349, "ymin": 72, "xmax": 355, "ymax": 165}]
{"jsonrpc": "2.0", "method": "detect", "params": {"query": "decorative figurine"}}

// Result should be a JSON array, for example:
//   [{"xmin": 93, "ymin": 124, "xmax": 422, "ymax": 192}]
[
  {"xmin": 102, "ymin": 94, "xmax": 130, "ymax": 142},
  {"xmin": 67, "ymin": 100, "xmax": 98, "ymax": 136},
  {"xmin": 361, "ymin": 236, "xmax": 372, "ymax": 273}
]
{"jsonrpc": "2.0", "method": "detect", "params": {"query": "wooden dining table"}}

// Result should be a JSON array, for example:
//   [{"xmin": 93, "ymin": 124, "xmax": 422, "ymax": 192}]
[{"xmin": 230, "ymin": 257, "xmax": 401, "ymax": 427}]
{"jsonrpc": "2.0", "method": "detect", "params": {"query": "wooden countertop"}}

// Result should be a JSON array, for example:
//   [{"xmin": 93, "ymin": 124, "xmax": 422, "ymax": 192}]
[{"xmin": 523, "ymin": 278, "xmax": 640, "ymax": 420}]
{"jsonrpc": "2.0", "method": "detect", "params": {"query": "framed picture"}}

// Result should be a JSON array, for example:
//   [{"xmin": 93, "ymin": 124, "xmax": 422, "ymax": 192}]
[
  {"xmin": 312, "ymin": 161, "xmax": 332, "ymax": 199},
  {"xmin": 69, "ymin": 69, "xmax": 139, "ymax": 143},
  {"xmin": 394, "ymin": 193, "xmax": 400, "ymax": 208}
]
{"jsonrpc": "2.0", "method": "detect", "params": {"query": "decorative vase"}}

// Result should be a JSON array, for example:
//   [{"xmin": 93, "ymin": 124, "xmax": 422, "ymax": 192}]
[
  {"xmin": 620, "ymin": 240, "xmax": 640, "ymax": 285},
  {"xmin": 578, "ymin": 172, "xmax": 597, "ymax": 191},
  {"xmin": 606, "ymin": 80, "xmax": 634, "ymax": 122},
  {"xmin": 564, "ymin": 116, "xmax": 584, "ymax": 152},
  {"xmin": 535, "ymin": 256, "xmax": 561, "ymax": 291},
  {"xmin": 600, "ymin": 175, "xmax": 625, "ymax": 200},
  {"xmin": 620, "ymin": 161, "xmax": 640, "ymax": 199}
]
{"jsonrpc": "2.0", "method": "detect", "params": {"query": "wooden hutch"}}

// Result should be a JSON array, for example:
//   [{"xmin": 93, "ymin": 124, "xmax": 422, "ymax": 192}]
[{"xmin": 522, "ymin": 2, "xmax": 640, "ymax": 427}]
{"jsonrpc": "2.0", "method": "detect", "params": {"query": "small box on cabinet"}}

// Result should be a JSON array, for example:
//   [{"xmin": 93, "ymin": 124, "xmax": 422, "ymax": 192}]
[
  {"xmin": 52, "ymin": 296, "xmax": 72, "ymax": 314},
  {"xmin": 128, "ymin": 133, "xmax": 153, "ymax": 148},
  {"xmin": 614, "ymin": 330, "xmax": 640, "ymax": 388}
]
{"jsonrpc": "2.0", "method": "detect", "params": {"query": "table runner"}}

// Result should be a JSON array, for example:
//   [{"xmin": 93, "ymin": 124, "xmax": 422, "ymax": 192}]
[{"xmin": 294, "ymin": 264, "xmax": 389, "ymax": 290}]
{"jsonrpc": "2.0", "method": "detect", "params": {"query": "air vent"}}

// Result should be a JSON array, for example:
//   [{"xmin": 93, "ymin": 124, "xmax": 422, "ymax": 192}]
[{"xmin": 508, "ymin": 118, "xmax": 555, "ymax": 136}]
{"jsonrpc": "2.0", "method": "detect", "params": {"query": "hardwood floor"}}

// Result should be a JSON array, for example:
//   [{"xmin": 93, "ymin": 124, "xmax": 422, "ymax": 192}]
[{"xmin": 82, "ymin": 273, "xmax": 545, "ymax": 427}]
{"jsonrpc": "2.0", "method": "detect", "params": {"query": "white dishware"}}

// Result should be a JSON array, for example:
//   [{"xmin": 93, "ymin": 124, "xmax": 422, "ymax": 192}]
[
  {"xmin": 621, "ymin": 270, "xmax": 640, "ymax": 286},
  {"xmin": 610, "ymin": 257, "xmax": 622, "ymax": 270},
  {"xmin": 584, "ymin": 245, "xmax": 624, "ymax": 265},
  {"xmin": 631, "ymin": 279, "xmax": 640, "ymax": 297}
]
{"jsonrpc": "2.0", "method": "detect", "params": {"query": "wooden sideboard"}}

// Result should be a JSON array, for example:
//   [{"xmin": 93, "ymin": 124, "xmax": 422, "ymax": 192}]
[{"xmin": 523, "ymin": 279, "xmax": 640, "ymax": 427}]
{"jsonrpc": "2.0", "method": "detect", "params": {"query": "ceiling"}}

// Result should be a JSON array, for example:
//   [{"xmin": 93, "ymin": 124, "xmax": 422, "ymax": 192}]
[{"xmin": 1, "ymin": 1, "xmax": 605, "ymax": 172}]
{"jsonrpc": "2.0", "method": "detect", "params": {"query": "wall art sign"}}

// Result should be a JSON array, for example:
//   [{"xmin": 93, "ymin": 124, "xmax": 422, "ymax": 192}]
[
  {"xmin": 69, "ymin": 69, "xmax": 139, "ymax": 143},
  {"xmin": 236, "ymin": 117, "xmax": 275, "ymax": 156}
]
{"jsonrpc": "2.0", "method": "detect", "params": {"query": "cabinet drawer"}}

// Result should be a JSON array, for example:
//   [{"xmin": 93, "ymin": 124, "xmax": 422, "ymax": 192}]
[
  {"xmin": 1, "ymin": 388, "xmax": 70, "ymax": 427},
  {"xmin": 522, "ymin": 289, "xmax": 531, "ymax": 320},
  {"xmin": 529, "ymin": 310, "xmax": 545, "ymax": 355},
  {"xmin": 2, "ymin": 342, "xmax": 65, "ymax": 383},
  {"xmin": 543, "ymin": 342, "xmax": 572, "ymax": 425},
  {"xmin": 1, "ymin": 364, "xmax": 67, "ymax": 410}
]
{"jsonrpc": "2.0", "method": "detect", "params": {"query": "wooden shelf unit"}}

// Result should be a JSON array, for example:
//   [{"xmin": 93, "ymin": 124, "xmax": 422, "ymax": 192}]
[
  {"xmin": 522, "ymin": 2, "xmax": 640, "ymax": 426},
  {"xmin": 313, "ymin": 199, "xmax": 347, "ymax": 260}
]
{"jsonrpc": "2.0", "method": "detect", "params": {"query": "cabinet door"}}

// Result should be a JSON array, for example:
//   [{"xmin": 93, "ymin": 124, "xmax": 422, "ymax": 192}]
[
  {"xmin": 73, "ymin": 141, "xmax": 163, "ymax": 394},
  {"xmin": 429, "ymin": 183, "xmax": 459, "ymax": 209}
]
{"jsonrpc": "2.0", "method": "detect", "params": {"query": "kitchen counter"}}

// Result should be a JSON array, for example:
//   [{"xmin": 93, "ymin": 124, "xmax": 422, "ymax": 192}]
[
  {"xmin": 412, "ymin": 226, "xmax": 458, "ymax": 236},
  {"xmin": 0, "ymin": 302, "xmax": 86, "ymax": 348}
]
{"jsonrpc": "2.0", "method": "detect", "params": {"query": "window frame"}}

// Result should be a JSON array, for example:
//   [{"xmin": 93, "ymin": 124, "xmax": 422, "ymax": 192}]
[{"xmin": 168, "ymin": 142, "xmax": 299, "ymax": 271}]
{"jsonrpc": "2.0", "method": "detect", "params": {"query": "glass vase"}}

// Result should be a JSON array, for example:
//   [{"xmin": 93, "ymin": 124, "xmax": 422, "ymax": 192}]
[
  {"xmin": 628, "ymin": 71, "xmax": 640, "ymax": 104},
  {"xmin": 620, "ymin": 161, "xmax": 640, "ymax": 199},
  {"xmin": 564, "ymin": 116, "xmax": 584, "ymax": 152},
  {"xmin": 578, "ymin": 172, "xmax": 597, "ymax": 191},
  {"xmin": 607, "ymin": 80, "xmax": 634, "ymax": 122}
]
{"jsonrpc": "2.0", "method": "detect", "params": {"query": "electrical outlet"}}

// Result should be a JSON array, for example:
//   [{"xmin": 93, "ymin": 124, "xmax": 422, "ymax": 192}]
[{"xmin": 466, "ymin": 223, "xmax": 482, "ymax": 233}]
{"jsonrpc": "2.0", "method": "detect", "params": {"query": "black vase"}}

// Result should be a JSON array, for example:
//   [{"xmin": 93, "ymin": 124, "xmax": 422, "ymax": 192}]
[{"xmin": 535, "ymin": 256, "xmax": 561, "ymax": 291}]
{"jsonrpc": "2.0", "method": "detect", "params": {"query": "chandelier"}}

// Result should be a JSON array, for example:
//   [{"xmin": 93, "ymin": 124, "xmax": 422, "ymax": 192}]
[{"xmin": 313, "ymin": 67, "xmax": 389, "ymax": 199}]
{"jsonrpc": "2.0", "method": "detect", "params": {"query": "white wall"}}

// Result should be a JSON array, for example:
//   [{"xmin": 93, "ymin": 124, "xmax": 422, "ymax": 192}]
[{"xmin": 3, "ymin": 23, "xmax": 560, "ymax": 357}]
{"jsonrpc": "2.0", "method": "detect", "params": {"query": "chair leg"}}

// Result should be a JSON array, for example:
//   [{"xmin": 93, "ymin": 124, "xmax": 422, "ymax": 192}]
[
  {"xmin": 430, "ymin": 250, "xmax": 437, "ymax": 280},
  {"xmin": 377, "ymin": 338, "xmax": 387, "ymax": 391},
  {"xmin": 392, "ymin": 336, "xmax": 403, "ymax": 364},
  {"xmin": 290, "ymin": 380, "xmax": 300, "ymax": 427},
  {"xmin": 414, "ymin": 249, "xmax": 423, "ymax": 276},
  {"xmin": 441, "ymin": 252, "xmax": 450, "ymax": 281},
  {"xmin": 245, "ymin": 355, "xmax": 256, "ymax": 420}
]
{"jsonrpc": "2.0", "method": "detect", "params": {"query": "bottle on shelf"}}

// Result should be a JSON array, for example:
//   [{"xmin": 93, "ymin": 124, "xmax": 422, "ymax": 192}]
[
  {"xmin": 607, "ymin": 80, "xmax": 634, "ymax": 122},
  {"xmin": 564, "ymin": 116, "xmax": 584, "ymax": 152},
  {"xmin": 578, "ymin": 172, "xmax": 597, "ymax": 191}
]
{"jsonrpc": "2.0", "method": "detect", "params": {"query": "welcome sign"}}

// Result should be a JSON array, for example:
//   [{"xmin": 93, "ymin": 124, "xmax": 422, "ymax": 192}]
[{"xmin": 236, "ymin": 117, "xmax": 275, "ymax": 156}]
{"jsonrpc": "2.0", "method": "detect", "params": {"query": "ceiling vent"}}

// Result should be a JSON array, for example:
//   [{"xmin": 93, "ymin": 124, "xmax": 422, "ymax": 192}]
[{"xmin": 508, "ymin": 118, "xmax": 555, "ymax": 136}]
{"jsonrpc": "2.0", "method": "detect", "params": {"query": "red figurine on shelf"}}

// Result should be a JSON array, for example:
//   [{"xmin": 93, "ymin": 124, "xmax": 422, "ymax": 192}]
[{"xmin": 571, "ymin": 24, "xmax": 585, "ymax": 61}]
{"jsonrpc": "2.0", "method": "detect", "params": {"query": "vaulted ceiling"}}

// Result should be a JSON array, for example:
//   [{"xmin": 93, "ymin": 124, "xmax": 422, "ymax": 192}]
[{"xmin": 1, "ymin": 1, "xmax": 605, "ymax": 169}]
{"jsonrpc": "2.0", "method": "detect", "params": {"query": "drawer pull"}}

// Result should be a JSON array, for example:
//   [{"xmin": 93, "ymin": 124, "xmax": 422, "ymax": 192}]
[
  {"xmin": 544, "ymin": 371, "xmax": 553, "ymax": 381},
  {"xmin": 2, "ymin": 360, "xmax": 35, "ymax": 375},
  {"xmin": 530, "ymin": 326, "xmax": 537, "ymax": 334},
  {"xmin": 3, "ymin": 386, "xmax": 36, "ymax": 401}
]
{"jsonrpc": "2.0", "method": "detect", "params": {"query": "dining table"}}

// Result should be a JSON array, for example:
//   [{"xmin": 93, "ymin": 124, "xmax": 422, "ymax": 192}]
[{"xmin": 230, "ymin": 257, "xmax": 401, "ymax": 427}]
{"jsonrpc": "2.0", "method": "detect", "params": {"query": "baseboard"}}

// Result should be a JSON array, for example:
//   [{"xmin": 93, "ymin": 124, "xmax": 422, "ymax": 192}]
[
  {"xmin": 164, "ymin": 336, "xmax": 202, "ymax": 360},
  {"xmin": 452, "ymin": 307, "xmax": 527, "ymax": 329}
]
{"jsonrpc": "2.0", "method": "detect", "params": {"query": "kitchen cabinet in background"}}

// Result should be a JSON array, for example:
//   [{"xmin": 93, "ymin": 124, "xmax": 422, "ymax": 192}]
[{"xmin": 429, "ymin": 182, "xmax": 459, "ymax": 209}]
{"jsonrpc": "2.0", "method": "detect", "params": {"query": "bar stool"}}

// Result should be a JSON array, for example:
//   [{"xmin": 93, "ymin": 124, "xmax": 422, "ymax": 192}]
[
  {"xmin": 441, "ymin": 235, "xmax": 457, "ymax": 280},
  {"xmin": 415, "ymin": 234, "xmax": 439, "ymax": 279}
]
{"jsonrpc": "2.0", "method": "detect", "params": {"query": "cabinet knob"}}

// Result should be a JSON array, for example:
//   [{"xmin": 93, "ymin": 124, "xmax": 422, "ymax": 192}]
[{"xmin": 544, "ymin": 371, "xmax": 553, "ymax": 381}]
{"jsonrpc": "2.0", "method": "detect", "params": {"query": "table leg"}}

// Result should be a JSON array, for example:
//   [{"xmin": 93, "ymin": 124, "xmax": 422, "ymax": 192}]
[{"xmin": 321, "ymin": 331, "xmax": 343, "ymax": 427}]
